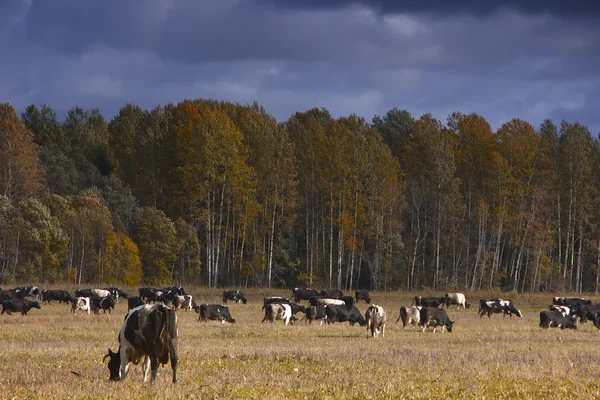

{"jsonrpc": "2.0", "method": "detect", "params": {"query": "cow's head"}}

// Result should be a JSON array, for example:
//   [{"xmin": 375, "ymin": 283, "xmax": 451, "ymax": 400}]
[
  {"xmin": 238, "ymin": 294, "xmax": 247, "ymax": 304},
  {"xmin": 30, "ymin": 301, "xmax": 41, "ymax": 310},
  {"xmin": 104, "ymin": 348, "xmax": 121, "ymax": 381},
  {"xmin": 118, "ymin": 290, "xmax": 128, "ymax": 299},
  {"xmin": 446, "ymin": 320, "xmax": 454, "ymax": 333}
]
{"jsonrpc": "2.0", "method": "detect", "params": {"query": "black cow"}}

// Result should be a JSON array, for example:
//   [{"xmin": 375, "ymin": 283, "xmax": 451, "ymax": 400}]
[
  {"xmin": 222, "ymin": 290, "xmax": 247, "ymax": 304},
  {"xmin": 419, "ymin": 307, "xmax": 454, "ymax": 332},
  {"xmin": 539, "ymin": 311, "xmax": 577, "ymax": 330},
  {"xmin": 292, "ymin": 288, "xmax": 319, "ymax": 303},
  {"xmin": 412, "ymin": 296, "xmax": 446, "ymax": 308},
  {"xmin": 0, "ymin": 289, "xmax": 23, "ymax": 302},
  {"xmin": 262, "ymin": 296, "xmax": 290, "ymax": 309},
  {"xmin": 128, "ymin": 296, "xmax": 145, "ymax": 310},
  {"xmin": 104, "ymin": 304, "xmax": 178, "ymax": 383},
  {"xmin": 75, "ymin": 289, "xmax": 94, "ymax": 298},
  {"xmin": 41, "ymin": 289, "xmax": 74, "ymax": 305},
  {"xmin": 553, "ymin": 297, "xmax": 592, "ymax": 307},
  {"xmin": 355, "ymin": 289, "xmax": 371, "ymax": 304},
  {"xmin": 321, "ymin": 289, "xmax": 343, "ymax": 299},
  {"xmin": 326, "ymin": 304, "xmax": 367, "ymax": 326},
  {"xmin": 92, "ymin": 296, "xmax": 115, "ymax": 314},
  {"xmin": 288, "ymin": 302, "xmax": 306, "ymax": 316},
  {"xmin": 139, "ymin": 288, "xmax": 165, "ymax": 304},
  {"xmin": 593, "ymin": 312, "xmax": 600, "ymax": 332},
  {"xmin": 1, "ymin": 299, "xmax": 41, "ymax": 315},
  {"xmin": 576, "ymin": 304, "xmax": 600, "ymax": 323},
  {"xmin": 339, "ymin": 295, "xmax": 355, "ymax": 307},
  {"xmin": 305, "ymin": 305, "xmax": 327, "ymax": 325},
  {"xmin": 198, "ymin": 304, "xmax": 235, "ymax": 324},
  {"xmin": 21, "ymin": 285, "xmax": 40, "ymax": 300}
]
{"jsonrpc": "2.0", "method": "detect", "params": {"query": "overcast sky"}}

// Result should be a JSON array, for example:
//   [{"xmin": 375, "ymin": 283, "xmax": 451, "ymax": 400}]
[{"xmin": 1, "ymin": 0, "xmax": 599, "ymax": 134}]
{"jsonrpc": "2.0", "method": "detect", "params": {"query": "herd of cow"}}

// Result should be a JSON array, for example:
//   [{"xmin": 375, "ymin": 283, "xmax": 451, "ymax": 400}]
[{"xmin": 3, "ymin": 284, "xmax": 600, "ymax": 384}]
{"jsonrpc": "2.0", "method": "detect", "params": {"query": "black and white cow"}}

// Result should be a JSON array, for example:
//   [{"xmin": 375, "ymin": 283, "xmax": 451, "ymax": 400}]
[
  {"xmin": 539, "ymin": 310, "xmax": 577, "ymax": 330},
  {"xmin": 309, "ymin": 296, "xmax": 346, "ymax": 307},
  {"xmin": 164, "ymin": 286, "xmax": 186, "ymax": 296},
  {"xmin": 262, "ymin": 296, "xmax": 290, "ymax": 309},
  {"xmin": 72, "ymin": 297, "xmax": 91, "ymax": 314},
  {"xmin": 1, "ymin": 299, "xmax": 41, "ymax": 315},
  {"xmin": 292, "ymin": 287, "xmax": 319, "ymax": 303},
  {"xmin": 20, "ymin": 285, "xmax": 40, "ymax": 301},
  {"xmin": 103, "ymin": 287, "xmax": 128, "ymax": 302},
  {"xmin": 397, "ymin": 305, "xmax": 422, "ymax": 329},
  {"xmin": 139, "ymin": 287, "xmax": 165, "ymax": 303},
  {"xmin": 128, "ymin": 297, "xmax": 145, "ymax": 311},
  {"xmin": 304, "ymin": 305, "xmax": 328, "ymax": 325},
  {"xmin": 548, "ymin": 305, "xmax": 571, "ymax": 316},
  {"xmin": 75, "ymin": 289, "xmax": 94, "ymax": 299},
  {"xmin": 553, "ymin": 297, "xmax": 592, "ymax": 307},
  {"xmin": 365, "ymin": 305, "xmax": 386, "ymax": 338},
  {"xmin": 198, "ymin": 304, "xmax": 236, "ymax": 324},
  {"xmin": 478, "ymin": 299, "xmax": 522, "ymax": 318},
  {"xmin": 419, "ymin": 307, "xmax": 454, "ymax": 332},
  {"xmin": 222, "ymin": 290, "xmax": 247, "ymax": 304},
  {"xmin": 326, "ymin": 304, "xmax": 367, "ymax": 326},
  {"xmin": 355, "ymin": 289, "xmax": 371, "ymax": 304},
  {"xmin": 320, "ymin": 289, "xmax": 343, "ymax": 299},
  {"xmin": 104, "ymin": 304, "xmax": 178, "ymax": 383},
  {"xmin": 92, "ymin": 296, "xmax": 116, "ymax": 314},
  {"xmin": 182, "ymin": 295, "xmax": 196, "ymax": 312},
  {"xmin": 263, "ymin": 303, "xmax": 295, "ymax": 325},
  {"xmin": 41, "ymin": 289, "xmax": 74, "ymax": 305},
  {"xmin": 412, "ymin": 296, "xmax": 446, "ymax": 308},
  {"xmin": 444, "ymin": 293, "xmax": 470, "ymax": 309}
]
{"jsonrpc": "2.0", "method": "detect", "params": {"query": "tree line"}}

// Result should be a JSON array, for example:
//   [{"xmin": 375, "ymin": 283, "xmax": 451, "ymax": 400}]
[{"xmin": 0, "ymin": 101, "xmax": 598, "ymax": 292}]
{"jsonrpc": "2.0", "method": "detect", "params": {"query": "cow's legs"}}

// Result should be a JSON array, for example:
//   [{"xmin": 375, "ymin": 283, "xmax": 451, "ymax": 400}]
[
  {"xmin": 142, "ymin": 356, "xmax": 151, "ymax": 383},
  {"xmin": 120, "ymin": 361, "xmax": 131, "ymax": 381},
  {"xmin": 170, "ymin": 344, "xmax": 178, "ymax": 383},
  {"xmin": 382, "ymin": 324, "xmax": 385, "ymax": 338}
]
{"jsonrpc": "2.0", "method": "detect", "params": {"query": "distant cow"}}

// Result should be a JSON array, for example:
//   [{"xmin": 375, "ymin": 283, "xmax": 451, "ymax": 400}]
[
  {"xmin": 128, "ymin": 297, "xmax": 145, "ymax": 311},
  {"xmin": 198, "ymin": 304, "xmax": 235, "ymax": 324},
  {"xmin": 366, "ymin": 305, "xmax": 386, "ymax": 338},
  {"xmin": 575, "ymin": 304, "xmax": 600, "ymax": 323},
  {"xmin": 305, "ymin": 305, "xmax": 328, "ymax": 325},
  {"xmin": 444, "ymin": 293, "xmax": 470, "ymax": 309},
  {"xmin": 222, "ymin": 290, "xmax": 247, "ymax": 304},
  {"xmin": 419, "ymin": 307, "xmax": 454, "ymax": 332},
  {"xmin": 478, "ymin": 299, "xmax": 522, "ymax": 319},
  {"xmin": 139, "ymin": 287, "xmax": 165, "ymax": 303},
  {"xmin": 171, "ymin": 295, "xmax": 185, "ymax": 310},
  {"xmin": 104, "ymin": 304, "xmax": 178, "ymax": 383},
  {"xmin": 75, "ymin": 289, "xmax": 94, "ymax": 298},
  {"xmin": 182, "ymin": 295, "xmax": 195, "ymax": 312},
  {"xmin": 292, "ymin": 287, "xmax": 319, "ymax": 303},
  {"xmin": 262, "ymin": 296, "xmax": 290, "ymax": 309},
  {"xmin": 264, "ymin": 303, "xmax": 295, "ymax": 325},
  {"xmin": 539, "ymin": 311, "xmax": 577, "ymax": 330},
  {"xmin": 355, "ymin": 289, "xmax": 371, "ymax": 304},
  {"xmin": 326, "ymin": 304, "xmax": 367, "ymax": 326},
  {"xmin": 163, "ymin": 286, "xmax": 186, "ymax": 296},
  {"xmin": 92, "ymin": 296, "xmax": 115, "ymax": 314},
  {"xmin": 103, "ymin": 287, "xmax": 128, "ymax": 301},
  {"xmin": 320, "ymin": 289, "xmax": 343, "ymax": 299},
  {"xmin": 397, "ymin": 305, "xmax": 422, "ymax": 329},
  {"xmin": 1, "ymin": 299, "xmax": 41, "ymax": 315},
  {"xmin": 72, "ymin": 297, "xmax": 91, "ymax": 314},
  {"xmin": 412, "ymin": 296, "xmax": 445, "ymax": 308},
  {"xmin": 310, "ymin": 297, "xmax": 345, "ymax": 307},
  {"xmin": 21, "ymin": 285, "xmax": 40, "ymax": 301},
  {"xmin": 41, "ymin": 289, "xmax": 74, "ymax": 305},
  {"xmin": 553, "ymin": 297, "xmax": 591, "ymax": 307}
]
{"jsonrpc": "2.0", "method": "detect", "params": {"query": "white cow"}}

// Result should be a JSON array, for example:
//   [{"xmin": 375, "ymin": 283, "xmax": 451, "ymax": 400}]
[
  {"xmin": 366, "ymin": 305, "xmax": 387, "ymax": 338},
  {"xmin": 72, "ymin": 297, "xmax": 91, "ymax": 314}
]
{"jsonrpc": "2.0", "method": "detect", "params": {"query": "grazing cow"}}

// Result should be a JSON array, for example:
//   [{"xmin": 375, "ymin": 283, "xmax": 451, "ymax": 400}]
[
  {"xmin": 412, "ymin": 296, "xmax": 446, "ymax": 308},
  {"xmin": 198, "ymin": 304, "xmax": 236, "ymax": 324},
  {"xmin": 309, "ymin": 296, "xmax": 345, "ymax": 307},
  {"xmin": 397, "ymin": 305, "xmax": 422, "ymax": 329},
  {"xmin": 222, "ymin": 290, "xmax": 248, "ymax": 304},
  {"xmin": 326, "ymin": 304, "xmax": 367, "ymax": 326},
  {"xmin": 103, "ymin": 288, "xmax": 128, "ymax": 302},
  {"xmin": 366, "ymin": 305, "xmax": 386, "ymax": 338},
  {"xmin": 339, "ymin": 295, "xmax": 355, "ymax": 307},
  {"xmin": 264, "ymin": 303, "xmax": 295, "ymax": 325},
  {"xmin": 182, "ymin": 295, "xmax": 195, "ymax": 312},
  {"xmin": 72, "ymin": 297, "xmax": 91, "ymax": 314},
  {"xmin": 292, "ymin": 287, "xmax": 319, "ymax": 303},
  {"xmin": 92, "ymin": 296, "xmax": 115, "ymax": 314},
  {"xmin": 320, "ymin": 289, "xmax": 343, "ymax": 299},
  {"xmin": 305, "ymin": 305, "xmax": 327, "ymax": 325},
  {"xmin": 91, "ymin": 289, "xmax": 113, "ymax": 300},
  {"xmin": 478, "ymin": 299, "xmax": 522, "ymax": 318},
  {"xmin": 104, "ymin": 304, "xmax": 178, "ymax": 383},
  {"xmin": 355, "ymin": 289, "xmax": 371, "ymax": 304},
  {"xmin": 1, "ymin": 299, "xmax": 41, "ymax": 315},
  {"xmin": 575, "ymin": 304, "xmax": 600, "ymax": 323},
  {"xmin": 128, "ymin": 297, "xmax": 145, "ymax": 311},
  {"xmin": 41, "ymin": 289, "xmax": 74, "ymax": 305},
  {"xmin": 21, "ymin": 285, "xmax": 40, "ymax": 301},
  {"xmin": 419, "ymin": 307, "xmax": 454, "ymax": 332},
  {"xmin": 444, "ymin": 293, "xmax": 470, "ymax": 309},
  {"xmin": 549, "ymin": 305, "xmax": 570, "ymax": 316},
  {"xmin": 539, "ymin": 311, "xmax": 577, "ymax": 330}
]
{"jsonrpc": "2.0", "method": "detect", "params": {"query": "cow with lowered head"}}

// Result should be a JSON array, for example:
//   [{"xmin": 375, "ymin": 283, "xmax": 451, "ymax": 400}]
[
  {"xmin": 92, "ymin": 296, "xmax": 115, "ymax": 314},
  {"xmin": 539, "ymin": 310, "xmax": 577, "ymax": 330},
  {"xmin": 419, "ymin": 307, "xmax": 454, "ymax": 332},
  {"xmin": 1, "ymin": 299, "xmax": 41, "ymax": 315},
  {"xmin": 104, "ymin": 304, "xmax": 178, "ymax": 383},
  {"xmin": 326, "ymin": 304, "xmax": 367, "ymax": 326},
  {"xmin": 198, "ymin": 304, "xmax": 236, "ymax": 324},
  {"xmin": 366, "ymin": 305, "xmax": 386, "ymax": 338},
  {"xmin": 222, "ymin": 290, "xmax": 247, "ymax": 304},
  {"xmin": 355, "ymin": 289, "xmax": 371, "ymax": 304}
]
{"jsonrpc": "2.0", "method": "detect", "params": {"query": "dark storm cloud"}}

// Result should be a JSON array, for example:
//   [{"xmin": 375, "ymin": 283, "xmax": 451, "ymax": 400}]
[{"xmin": 0, "ymin": 0, "xmax": 599, "ymax": 134}]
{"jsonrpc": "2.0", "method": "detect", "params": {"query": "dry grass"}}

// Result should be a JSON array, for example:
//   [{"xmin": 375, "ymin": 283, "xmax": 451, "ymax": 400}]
[{"xmin": 2, "ymin": 288, "xmax": 600, "ymax": 399}]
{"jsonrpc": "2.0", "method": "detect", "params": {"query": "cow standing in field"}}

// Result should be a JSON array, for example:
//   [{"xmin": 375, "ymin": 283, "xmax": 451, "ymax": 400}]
[
  {"xmin": 549, "ymin": 305, "xmax": 571, "ymax": 316},
  {"xmin": 320, "ymin": 289, "xmax": 343, "ymax": 299},
  {"xmin": 419, "ymin": 307, "xmax": 454, "ymax": 333},
  {"xmin": 104, "ymin": 304, "xmax": 178, "ymax": 383},
  {"xmin": 262, "ymin": 296, "xmax": 290, "ymax": 309},
  {"xmin": 1, "ymin": 299, "xmax": 41, "ymax": 315},
  {"xmin": 478, "ymin": 299, "xmax": 522, "ymax": 319},
  {"xmin": 539, "ymin": 311, "xmax": 577, "ymax": 330},
  {"xmin": 309, "ymin": 296, "xmax": 346, "ymax": 307},
  {"xmin": 292, "ymin": 288, "xmax": 319, "ymax": 303},
  {"xmin": 412, "ymin": 296, "xmax": 446, "ymax": 308},
  {"xmin": 397, "ymin": 305, "xmax": 422, "ymax": 329},
  {"xmin": 575, "ymin": 304, "xmax": 600, "ymax": 323},
  {"xmin": 264, "ymin": 303, "xmax": 295, "ymax": 325},
  {"xmin": 139, "ymin": 287, "xmax": 165, "ymax": 304},
  {"xmin": 305, "ymin": 305, "xmax": 328, "ymax": 325},
  {"xmin": 72, "ymin": 297, "xmax": 91, "ymax": 314},
  {"xmin": 444, "ymin": 293, "xmax": 470, "ymax": 309},
  {"xmin": 21, "ymin": 285, "xmax": 40, "ymax": 301},
  {"xmin": 326, "ymin": 304, "xmax": 367, "ymax": 326},
  {"xmin": 92, "ymin": 296, "xmax": 115, "ymax": 314},
  {"xmin": 42, "ymin": 289, "xmax": 74, "ymax": 305},
  {"xmin": 355, "ymin": 289, "xmax": 371, "ymax": 304},
  {"xmin": 198, "ymin": 304, "xmax": 236, "ymax": 324},
  {"xmin": 103, "ymin": 288, "xmax": 128, "ymax": 302},
  {"xmin": 366, "ymin": 305, "xmax": 386, "ymax": 338},
  {"xmin": 222, "ymin": 290, "xmax": 247, "ymax": 304},
  {"xmin": 0, "ymin": 288, "xmax": 23, "ymax": 302}
]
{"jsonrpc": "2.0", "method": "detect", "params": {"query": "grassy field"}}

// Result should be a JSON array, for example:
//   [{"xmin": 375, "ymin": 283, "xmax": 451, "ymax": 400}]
[{"xmin": 1, "ymin": 288, "xmax": 600, "ymax": 399}]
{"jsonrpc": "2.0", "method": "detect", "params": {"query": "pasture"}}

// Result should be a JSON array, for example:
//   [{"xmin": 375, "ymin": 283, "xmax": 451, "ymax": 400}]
[{"xmin": 1, "ymin": 289, "xmax": 600, "ymax": 399}]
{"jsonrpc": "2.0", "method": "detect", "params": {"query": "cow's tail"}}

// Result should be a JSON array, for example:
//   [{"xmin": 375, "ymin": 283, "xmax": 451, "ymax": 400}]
[
  {"xmin": 398, "ymin": 306, "xmax": 407, "ymax": 325},
  {"xmin": 410, "ymin": 297, "xmax": 416, "ymax": 306}
]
